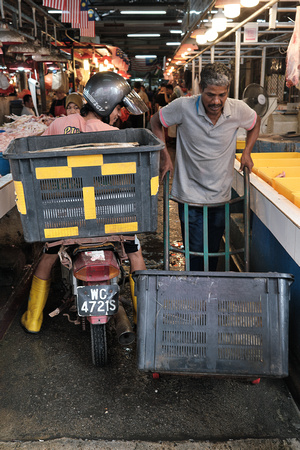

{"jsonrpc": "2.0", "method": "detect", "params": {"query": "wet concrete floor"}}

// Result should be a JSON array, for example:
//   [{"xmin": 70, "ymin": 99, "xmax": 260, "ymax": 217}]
[
  {"xmin": 1, "ymin": 145, "xmax": 300, "ymax": 448},
  {"xmin": 1, "ymin": 272, "xmax": 300, "ymax": 446}
]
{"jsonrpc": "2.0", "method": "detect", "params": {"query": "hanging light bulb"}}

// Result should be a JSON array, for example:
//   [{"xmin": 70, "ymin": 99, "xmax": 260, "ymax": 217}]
[
  {"xmin": 215, "ymin": 0, "xmax": 241, "ymax": 18},
  {"xmin": 192, "ymin": 26, "xmax": 208, "ymax": 45},
  {"xmin": 196, "ymin": 33, "xmax": 207, "ymax": 45},
  {"xmin": 224, "ymin": 1, "xmax": 240, "ymax": 18},
  {"xmin": 205, "ymin": 27, "xmax": 218, "ymax": 41},
  {"xmin": 205, "ymin": 17, "xmax": 218, "ymax": 42},
  {"xmin": 212, "ymin": 9, "xmax": 227, "ymax": 32},
  {"xmin": 224, "ymin": 3, "xmax": 240, "ymax": 17},
  {"xmin": 240, "ymin": 0, "xmax": 259, "ymax": 7}
]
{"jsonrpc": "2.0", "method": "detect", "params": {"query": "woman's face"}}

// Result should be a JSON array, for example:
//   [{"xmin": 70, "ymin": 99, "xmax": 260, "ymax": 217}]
[
  {"xmin": 66, "ymin": 102, "xmax": 80, "ymax": 115},
  {"xmin": 109, "ymin": 104, "xmax": 122, "ymax": 125},
  {"xmin": 56, "ymin": 91, "xmax": 66, "ymax": 100}
]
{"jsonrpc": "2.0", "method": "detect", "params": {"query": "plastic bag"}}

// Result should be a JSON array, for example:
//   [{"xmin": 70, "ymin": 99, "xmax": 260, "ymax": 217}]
[
  {"xmin": 0, "ymin": 72, "xmax": 10, "ymax": 90},
  {"xmin": 52, "ymin": 67, "xmax": 69, "ymax": 92},
  {"xmin": 286, "ymin": 6, "xmax": 300, "ymax": 88}
]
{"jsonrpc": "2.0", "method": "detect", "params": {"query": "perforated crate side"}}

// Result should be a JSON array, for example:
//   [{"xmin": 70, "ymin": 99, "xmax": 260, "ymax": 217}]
[{"xmin": 134, "ymin": 271, "xmax": 292, "ymax": 377}]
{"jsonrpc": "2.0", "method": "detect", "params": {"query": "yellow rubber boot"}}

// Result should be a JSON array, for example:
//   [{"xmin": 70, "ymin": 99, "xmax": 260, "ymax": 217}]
[
  {"xmin": 129, "ymin": 274, "xmax": 137, "ymax": 325},
  {"xmin": 21, "ymin": 276, "xmax": 51, "ymax": 333}
]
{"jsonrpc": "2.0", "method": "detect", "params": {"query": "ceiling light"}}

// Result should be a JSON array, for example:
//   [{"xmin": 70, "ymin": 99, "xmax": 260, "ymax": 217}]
[
  {"xmin": 48, "ymin": 10, "xmax": 62, "ymax": 13},
  {"xmin": 127, "ymin": 34, "xmax": 160, "ymax": 37},
  {"xmin": 191, "ymin": 27, "xmax": 207, "ymax": 38},
  {"xmin": 196, "ymin": 34, "xmax": 207, "ymax": 45},
  {"xmin": 166, "ymin": 42, "xmax": 181, "ymax": 46},
  {"xmin": 212, "ymin": 9, "xmax": 227, "ymax": 31},
  {"xmin": 205, "ymin": 27, "xmax": 218, "ymax": 41},
  {"xmin": 224, "ymin": 3, "xmax": 240, "ymax": 17},
  {"xmin": 241, "ymin": 0, "xmax": 259, "ymax": 6},
  {"xmin": 204, "ymin": 17, "xmax": 219, "ymax": 42},
  {"xmin": 215, "ymin": 0, "xmax": 241, "ymax": 18},
  {"xmin": 120, "ymin": 10, "xmax": 166, "ymax": 15},
  {"xmin": 170, "ymin": 30, "xmax": 182, "ymax": 34},
  {"xmin": 135, "ymin": 55, "xmax": 157, "ymax": 59}
]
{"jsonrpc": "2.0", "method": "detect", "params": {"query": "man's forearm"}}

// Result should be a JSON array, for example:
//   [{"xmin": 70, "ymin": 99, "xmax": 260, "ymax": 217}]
[
  {"xmin": 244, "ymin": 115, "xmax": 261, "ymax": 155},
  {"xmin": 150, "ymin": 111, "xmax": 173, "ymax": 180},
  {"xmin": 150, "ymin": 111, "xmax": 165, "ymax": 142},
  {"xmin": 240, "ymin": 115, "xmax": 261, "ymax": 172}
]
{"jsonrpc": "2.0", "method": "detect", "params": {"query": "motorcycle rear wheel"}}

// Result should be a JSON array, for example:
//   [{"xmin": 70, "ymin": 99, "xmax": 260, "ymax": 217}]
[{"xmin": 90, "ymin": 324, "xmax": 107, "ymax": 366}]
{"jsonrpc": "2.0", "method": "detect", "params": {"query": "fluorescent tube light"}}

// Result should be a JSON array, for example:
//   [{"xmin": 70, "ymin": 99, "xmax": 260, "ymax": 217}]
[
  {"xmin": 135, "ymin": 55, "xmax": 157, "ymax": 59},
  {"xmin": 127, "ymin": 34, "xmax": 160, "ymax": 37},
  {"xmin": 166, "ymin": 42, "xmax": 181, "ymax": 46},
  {"xmin": 120, "ymin": 10, "xmax": 166, "ymax": 14}
]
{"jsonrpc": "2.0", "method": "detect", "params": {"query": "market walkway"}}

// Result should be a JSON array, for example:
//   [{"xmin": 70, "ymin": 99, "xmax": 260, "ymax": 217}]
[{"xmin": 1, "ymin": 145, "xmax": 300, "ymax": 449}]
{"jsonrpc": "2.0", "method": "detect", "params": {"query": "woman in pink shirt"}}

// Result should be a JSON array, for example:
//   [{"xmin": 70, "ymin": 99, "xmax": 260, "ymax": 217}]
[{"xmin": 43, "ymin": 99, "xmax": 119, "ymax": 136}]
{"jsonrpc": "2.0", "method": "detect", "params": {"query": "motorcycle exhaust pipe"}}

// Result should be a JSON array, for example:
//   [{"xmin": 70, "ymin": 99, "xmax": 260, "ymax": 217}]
[{"xmin": 114, "ymin": 302, "xmax": 135, "ymax": 346}]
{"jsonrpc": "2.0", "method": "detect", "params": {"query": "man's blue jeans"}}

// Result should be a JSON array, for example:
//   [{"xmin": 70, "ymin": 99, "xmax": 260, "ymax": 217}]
[{"xmin": 178, "ymin": 203, "xmax": 225, "ymax": 271}]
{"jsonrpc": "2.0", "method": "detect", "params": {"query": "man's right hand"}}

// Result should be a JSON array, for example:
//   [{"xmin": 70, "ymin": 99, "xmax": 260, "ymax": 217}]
[{"xmin": 160, "ymin": 147, "xmax": 173, "ymax": 182}]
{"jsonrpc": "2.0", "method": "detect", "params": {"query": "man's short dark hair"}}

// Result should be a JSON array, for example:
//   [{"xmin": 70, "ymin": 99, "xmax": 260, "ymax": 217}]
[
  {"xmin": 200, "ymin": 63, "xmax": 232, "ymax": 91},
  {"xmin": 166, "ymin": 84, "xmax": 173, "ymax": 91},
  {"xmin": 23, "ymin": 94, "xmax": 32, "ymax": 104},
  {"xmin": 134, "ymin": 81, "xmax": 141, "ymax": 89}
]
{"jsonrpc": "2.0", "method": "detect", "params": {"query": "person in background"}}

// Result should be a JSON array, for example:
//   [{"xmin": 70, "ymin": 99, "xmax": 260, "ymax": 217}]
[
  {"xmin": 21, "ymin": 94, "xmax": 35, "ymax": 116},
  {"xmin": 140, "ymin": 85, "xmax": 152, "ymax": 115},
  {"xmin": 142, "ymin": 85, "xmax": 153, "ymax": 115},
  {"xmin": 151, "ymin": 62, "xmax": 260, "ymax": 271},
  {"xmin": 48, "ymin": 88, "xmax": 67, "ymax": 117},
  {"xmin": 173, "ymin": 82, "xmax": 184, "ymax": 98},
  {"xmin": 154, "ymin": 84, "xmax": 174, "ymax": 141},
  {"xmin": 154, "ymin": 84, "xmax": 173, "ymax": 112},
  {"xmin": 21, "ymin": 71, "xmax": 148, "ymax": 334},
  {"xmin": 128, "ymin": 81, "xmax": 149, "ymax": 127},
  {"xmin": 65, "ymin": 92, "xmax": 84, "ymax": 115}
]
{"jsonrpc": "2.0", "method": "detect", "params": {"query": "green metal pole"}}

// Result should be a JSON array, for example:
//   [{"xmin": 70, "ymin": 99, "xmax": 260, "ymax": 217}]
[
  {"xmin": 184, "ymin": 203, "xmax": 190, "ymax": 271},
  {"xmin": 244, "ymin": 167, "xmax": 250, "ymax": 272},
  {"xmin": 203, "ymin": 206, "xmax": 209, "ymax": 271},
  {"xmin": 224, "ymin": 203, "xmax": 230, "ymax": 271},
  {"xmin": 163, "ymin": 172, "xmax": 170, "ymax": 270}
]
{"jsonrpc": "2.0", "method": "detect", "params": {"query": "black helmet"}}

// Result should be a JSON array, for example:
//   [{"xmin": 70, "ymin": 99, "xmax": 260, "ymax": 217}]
[{"xmin": 83, "ymin": 71, "xmax": 148, "ymax": 117}]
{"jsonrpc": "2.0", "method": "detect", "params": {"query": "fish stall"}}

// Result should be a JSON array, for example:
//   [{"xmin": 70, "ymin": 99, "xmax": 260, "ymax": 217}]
[{"xmin": 233, "ymin": 153, "xmax": 300, "ymax": 361}]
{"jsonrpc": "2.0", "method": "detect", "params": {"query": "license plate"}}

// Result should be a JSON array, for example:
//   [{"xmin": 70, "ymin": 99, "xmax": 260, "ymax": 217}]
[{"xmin": 77, "ymin": 285, "xmax": 119, "ymax": 316}]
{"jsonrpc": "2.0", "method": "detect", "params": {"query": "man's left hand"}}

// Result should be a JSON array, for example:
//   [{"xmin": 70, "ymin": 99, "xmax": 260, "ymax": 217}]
[{"xmin": 239, "ymin": 152, "xmax": 254, "ymax": 173}]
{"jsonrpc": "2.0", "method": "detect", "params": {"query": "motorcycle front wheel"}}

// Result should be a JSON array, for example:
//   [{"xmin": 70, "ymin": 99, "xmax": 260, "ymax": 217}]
[{"xmin": 90, "ymin": 324, "xmax": 107, "ymax": 367}]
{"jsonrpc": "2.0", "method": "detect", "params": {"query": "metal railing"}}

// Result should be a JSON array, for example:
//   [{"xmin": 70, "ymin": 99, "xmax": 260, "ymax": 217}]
[{"xmin": 163, "ymin": 167, "xmax": 250, "ymax": 272}]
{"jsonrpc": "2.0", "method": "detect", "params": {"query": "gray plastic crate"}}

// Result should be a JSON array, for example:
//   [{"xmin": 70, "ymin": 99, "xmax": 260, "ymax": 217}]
[
  {"xmin": 133, "ymin": 270, "xmax": 293, "ymax": 377},
  {"xmin": 4, "ymin": 129, "xmax": 163, "ymax": 243}
]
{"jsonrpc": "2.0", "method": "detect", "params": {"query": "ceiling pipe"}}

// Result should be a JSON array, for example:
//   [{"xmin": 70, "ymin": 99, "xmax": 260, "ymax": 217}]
[
  {"xmin": 179, "ymin": 0, "xmax": 282, "ymax": 68},
  {"xmin": 22, "ymin": 0, "xmax": 66, "ymax": 28}
]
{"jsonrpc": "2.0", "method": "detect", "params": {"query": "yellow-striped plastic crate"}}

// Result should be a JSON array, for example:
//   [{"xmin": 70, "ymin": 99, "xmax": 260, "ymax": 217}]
[{"xmin": 4, "ymin": 129, "xmax": 163, "ymax": 243}]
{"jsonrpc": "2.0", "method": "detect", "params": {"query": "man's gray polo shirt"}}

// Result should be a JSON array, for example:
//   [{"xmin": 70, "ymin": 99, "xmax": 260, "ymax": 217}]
[{"xmin": 159, "ymin": 95, "xmax": 257, "ymax": 205}]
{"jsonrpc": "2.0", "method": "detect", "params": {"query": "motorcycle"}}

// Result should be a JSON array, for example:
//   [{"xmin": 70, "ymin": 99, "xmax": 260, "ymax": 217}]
[{"xmin": 48, "ymin": 235, "xmax": 135, "ymax": 367}]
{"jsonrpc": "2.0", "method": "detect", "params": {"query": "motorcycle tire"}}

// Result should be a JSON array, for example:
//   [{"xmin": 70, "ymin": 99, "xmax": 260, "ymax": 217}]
[{"xmin": 90, "ymin": 323, "xmax": 107, "ymax": 366}]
